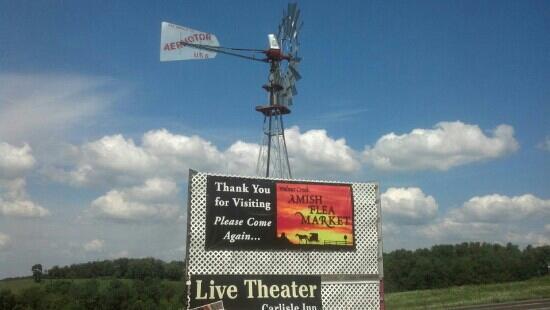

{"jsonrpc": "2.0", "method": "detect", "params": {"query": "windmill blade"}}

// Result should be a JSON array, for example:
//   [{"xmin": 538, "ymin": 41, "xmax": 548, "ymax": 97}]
[
  {"xmin": 289, "ymin": 9, "xmax": 300, "ymax": 36},
  {"xmin": 291, "ymin": 85, "xmax": 298, "ymax": 96},
  {"xmin": 288, "ymin": 63, "xmax": 302, "ymax": 81},
  {"xmin": 272, "ymin": 3, "xmax": 302, "ymax": 108},
  {"xmin": 160, "ymin": 22, "xmax": 219, "ymax": 62}
]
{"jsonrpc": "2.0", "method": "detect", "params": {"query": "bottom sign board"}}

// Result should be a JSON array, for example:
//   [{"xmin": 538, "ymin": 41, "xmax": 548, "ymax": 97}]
[
  {"xmin": 189, "ymin": 274, "xmax": 323, "ymax": 310},
  {"xmin": 189, "ymin": 300, "xmax": 225, "ymax": 310}
]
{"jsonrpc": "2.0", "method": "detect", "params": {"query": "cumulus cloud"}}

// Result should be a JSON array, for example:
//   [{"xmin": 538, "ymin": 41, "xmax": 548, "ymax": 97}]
[
  {"xmin": 382, "ymin": 187, "xmax": 438, "ymax": 225},
  {"xmin": 417, "ymin": 218, "xmax": 500, "ymax": 243},
  {"xmin": 0, "ymin": 73, "xmax": 116, "ymax": 142},
  {"xmin": 537, "ymin": 136, "xmax": 550, "ymax": 152},
  {"xmin": 90, "ymin": 178, "xmax": 181, "ymax": 221},
  {"xmin": 110, "ymin": 250, "xmax": 129, "ymax": 259},
  {"xmin": 224, "ymin": 141, "xmax": 261, "ymax": 176},
  {"xmin": 0, "ymin": 143, "xmax": 50, "ymax": 218},
  {"xmin": 0, "ymin": 178, "xmax": 50, "ymax": 218},
  {"xmin": 0, "ymin": 232, "xmax": 11, "ymax": 251},
  {"xmin": 451, "ymin": 194, "xmax": 550, "ymax": 223},
  {"xmin": 411, "ymin": 193, "xmax": 550, "ymax": 248},
  {"xmin": 0, "ymin": 142, "xmax": 35, "ymax": 178},
  {"xmin": 505, "ymin": 232, "xmax": 550, "ymax": 247},
  {"xmin": 286, "ymin": 127, "xmax": 360, "ymax": 176},
  {"xmin": 363, "ymin": 121, "xmax": 519, "ymax": 171},
  {"xmin": 83, "ymin": 239, "xmax": 105, "ymax": 252},
  {"xmin": 49, "ymin": 127, "xmax": 360, "ymax": 186}
]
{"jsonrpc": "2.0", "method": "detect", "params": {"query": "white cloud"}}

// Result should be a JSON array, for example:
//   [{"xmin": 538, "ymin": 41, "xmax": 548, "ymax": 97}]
[
  {"xmin": 0, "ymin": 232, "xmax": 11, "ymax": 251},
  {"xmin": 537, "ymin": 136, "xmax": 550, "ymax": 152},
  {"xmin": 83, "ymin": 239, "xmax": 105, "ymax": 252},
  {"xmin": 83, "ymin": 134, "xmax": 157, "ymax": 176},
  {"xmin": 363, "ymin": 121, "xmax": 519, "ymax": 171},
  {"xmin": 505, "ymin": 232, "xmax": 550, "ymax": 247},
  {"xmin": 451, "ymin": 194, "xmax": 550, "ymax": 223},
  {"xmin": 411, "ymin": 193, "xmax": 550, "ymax": 249},
  {"xmin": 143, "ymin": 129, "xmax": 224, "ymax": 169},
  {"xmin": 0, "ymin": 142, "xmax": 50, "ymax": 218},
  {"xmin": 0, "ymin": 178, "xmax": 50, "ymax": 218},
  {"xmin": 382, "ymin": 187, "xmax": 438, "ymax": 225},
  {"xmin": 110, "ymin": 250, "xmax": 129, "ymax": 259},
  {"xmin": 224, "ymin": 141, "xmax": 261, "ymax": 176},
  {"xmin": 49, "ymin": 127, "xmax": 360, "ymax": 186},
  {"xmin": 0, "ymin": 73, "xmax": 116, "ymax": 142},
  {"xmin": 418, "ymin": 218, "xmax": 500, "ymax": 241},
  {"xmin": 286, "ymin": 127, "xmax": 360, "ymax": 176},
  {"xmin": 90, "ymin": 178, "xmax": 181, "ymax": 221},
  {"xmin": 0, "ymin": 142, "xmax": 35, "ymax": 179}
]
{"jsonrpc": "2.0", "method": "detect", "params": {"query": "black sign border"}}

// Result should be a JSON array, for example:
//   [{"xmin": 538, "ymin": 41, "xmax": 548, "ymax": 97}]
[{"xmin": 204, "ymin": 175, "xmax": 356, "ymax": 252}]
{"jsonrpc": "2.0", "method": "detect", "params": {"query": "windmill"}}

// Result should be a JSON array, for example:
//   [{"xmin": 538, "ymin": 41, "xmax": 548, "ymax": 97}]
[{"xmin": 160, "ymin": 3, "xmax": 302, "ymax": 179}]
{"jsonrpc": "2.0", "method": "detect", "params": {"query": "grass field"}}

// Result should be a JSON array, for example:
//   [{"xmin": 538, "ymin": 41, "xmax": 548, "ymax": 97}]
[
  {"xmin": 2, "ymin": 276, "xmax": 549, "ymax": 309},
  {"xmin": 385, "ymin": 275, "xmax": 550, "ymax": 309}
]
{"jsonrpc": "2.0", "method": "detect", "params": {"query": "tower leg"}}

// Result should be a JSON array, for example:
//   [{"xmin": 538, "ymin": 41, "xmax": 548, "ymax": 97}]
[
  {"xmin": 266, "ymin": 114, "xmax": 273, "ymax": 177},
  {"xmin": 279, "ymin": 115, "xmax": 292, "ymax": 178},
  {"xmin": 256, "ymin": 107, "xmax": 291, "ymax": 179}
]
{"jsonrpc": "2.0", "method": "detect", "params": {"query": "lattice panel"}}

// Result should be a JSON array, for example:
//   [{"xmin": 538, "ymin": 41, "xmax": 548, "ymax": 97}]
[{"xmin": 322, "ymin": 282, "xmax": 380, "ymax": 309}]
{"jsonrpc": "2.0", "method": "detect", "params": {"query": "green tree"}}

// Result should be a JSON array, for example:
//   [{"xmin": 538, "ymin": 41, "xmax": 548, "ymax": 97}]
[
  {"xmin": 102, "ymin": 279, "xmax": 132, "ymax": 310},
  {"xmin": 32, "ymin": 264, "xmax": 43, "ymax": 283}
]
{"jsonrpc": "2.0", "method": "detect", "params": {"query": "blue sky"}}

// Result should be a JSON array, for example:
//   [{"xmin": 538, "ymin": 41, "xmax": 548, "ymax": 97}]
[{"xmin": 0, "ymin": 0, "xmax": 549, "ymax": 278}]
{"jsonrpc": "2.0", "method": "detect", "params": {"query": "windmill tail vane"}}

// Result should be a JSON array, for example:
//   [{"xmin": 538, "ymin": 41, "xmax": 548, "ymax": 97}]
[{"xmin": 160, "ymin": 3, "xmax": 302, "ymax": 179}]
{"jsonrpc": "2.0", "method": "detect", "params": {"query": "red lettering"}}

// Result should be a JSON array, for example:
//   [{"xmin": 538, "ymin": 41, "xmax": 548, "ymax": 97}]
[
  {"xmin": 170, "ymin": 43, "xmax": 176, "ymax": 50},
  {"xmin": 163, "ymin": 43, "xmax": 170, "ymax": 51},
  {"xmin": 193, "ymin": 34, "xmax": 199, "ymax": 41},
  {"xmin": 206, "ymin": 33, "xmax": 211, "ymax": 41},
  {"xmin": 199, "ymin": 33, "xmax": 206, "ymax": 40}
]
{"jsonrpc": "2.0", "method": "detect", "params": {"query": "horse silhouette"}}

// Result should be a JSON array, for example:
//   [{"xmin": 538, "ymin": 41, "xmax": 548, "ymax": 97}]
[
  {"xmin": 295, "ymin": 233, "xmax": 319, "ymax": 244},
  {"xmin": 296, "ymin": 234, "xmax": 309, "ymax": 243}
]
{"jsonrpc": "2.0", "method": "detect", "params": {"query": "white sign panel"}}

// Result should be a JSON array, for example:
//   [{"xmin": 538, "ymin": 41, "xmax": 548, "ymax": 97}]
[{"xmin": 160, "ymin": 22, "xmax": 219, "ymax": 61}]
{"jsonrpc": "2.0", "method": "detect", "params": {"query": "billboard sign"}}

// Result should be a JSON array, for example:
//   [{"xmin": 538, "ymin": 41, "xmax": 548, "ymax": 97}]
[
  {"xmin": 205, "ymin": 175, "xmax": 355, "ymax": 251},
  {"xmin": 186, "ymin": 171, "xmax": 383, "ymax": 309}
]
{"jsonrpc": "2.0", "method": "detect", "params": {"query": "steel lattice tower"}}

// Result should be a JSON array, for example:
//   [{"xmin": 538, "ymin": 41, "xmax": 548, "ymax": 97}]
[{"xmin": 255, "ymin": 102, "xmax": 292, "ymax": 179}]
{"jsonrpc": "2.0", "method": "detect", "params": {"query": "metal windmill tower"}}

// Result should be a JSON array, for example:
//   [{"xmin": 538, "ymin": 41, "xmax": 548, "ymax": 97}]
[
  {"xmin": 256, "ymin": 4, "xmax": 302, "ymax": 178},
  {"xmin": 160, "ymin": 3, "xmax": 302, "ymax": 179}
]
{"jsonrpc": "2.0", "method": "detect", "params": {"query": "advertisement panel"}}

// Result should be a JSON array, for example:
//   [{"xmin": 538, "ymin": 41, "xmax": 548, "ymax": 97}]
[
  {"xmin": 189, "ymin": 274, "xmax": 322, "ymax": 310},
  {"xmin": 205, "ymin": 175, "xmax": 355, "ymax": 251}
]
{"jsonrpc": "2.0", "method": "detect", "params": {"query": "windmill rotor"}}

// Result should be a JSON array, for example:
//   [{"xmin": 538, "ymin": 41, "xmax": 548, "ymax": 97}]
[{"xmin": 271, "ymin": 3, "xmax": 303, "ymax": 108}]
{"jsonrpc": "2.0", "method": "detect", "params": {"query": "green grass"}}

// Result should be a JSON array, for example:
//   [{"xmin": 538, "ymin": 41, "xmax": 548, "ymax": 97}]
[
  {"xmin": 385, "ymin": 275, "xmax": 550, "ymax": 309},
  {"xmin": 0, "ymin": 277, "xmax": 36, "ymax": 294}
]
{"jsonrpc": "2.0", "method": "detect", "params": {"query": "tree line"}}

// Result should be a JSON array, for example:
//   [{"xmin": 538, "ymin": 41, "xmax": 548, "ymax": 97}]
[
  {"xmin": 383, "ymin": 242, "xmax": 550, "ymax": 292},
  {"xmin": 46, "ymin": 258, "xmax": 184, "ymax": 281},
  {"xmin": 1, "ymin": 243, "xmax": 549, "ymax": 309}
]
